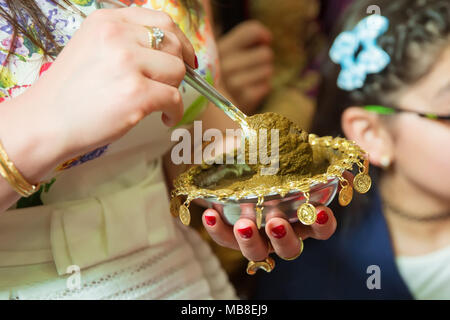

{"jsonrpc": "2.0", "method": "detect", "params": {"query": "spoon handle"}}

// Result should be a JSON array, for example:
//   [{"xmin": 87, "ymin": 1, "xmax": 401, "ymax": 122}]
[{"xmin": 184, "ymin": 64, "xmax": 248, "ymax": 125}]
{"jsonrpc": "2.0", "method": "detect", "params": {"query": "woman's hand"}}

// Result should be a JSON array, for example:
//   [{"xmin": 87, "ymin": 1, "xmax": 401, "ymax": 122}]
[
  {"xmin": 2, "ymin": 7, "xmax": 196, "ymax": 181},
  {"xmin": 201, "ymin": 172, "xmax": 354, "ymax": 262},
  {"xmin": 218, "ymin": 20, "xmax": 274, "ymax": 115},
  {"xmin": 202, "ymin": 205, "xmax": 336, "ymax": 262}
]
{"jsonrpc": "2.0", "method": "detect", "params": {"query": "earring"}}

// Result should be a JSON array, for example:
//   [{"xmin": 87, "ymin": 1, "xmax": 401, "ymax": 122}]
[{"xmin": 380, "ymin": 155, "xmax": 391, "ymax": 169}]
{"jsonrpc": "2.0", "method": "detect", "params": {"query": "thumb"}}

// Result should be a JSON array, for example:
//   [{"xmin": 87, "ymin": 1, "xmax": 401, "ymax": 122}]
[{"xmin": 219, "ymin": 20, "xmax": 272, "ymax": 54}]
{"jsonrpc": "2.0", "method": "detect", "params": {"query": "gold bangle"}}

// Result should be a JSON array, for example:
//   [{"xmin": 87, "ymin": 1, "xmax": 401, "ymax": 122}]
[{"xmin": 0, "ymin": 140, "xmax": 40, "ymax": 197}]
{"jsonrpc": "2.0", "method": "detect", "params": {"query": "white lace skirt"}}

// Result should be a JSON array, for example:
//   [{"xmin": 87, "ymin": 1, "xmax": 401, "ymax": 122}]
[{"xmin": 0, "ymin": 222, "xmax": 237, "ymax": 300}]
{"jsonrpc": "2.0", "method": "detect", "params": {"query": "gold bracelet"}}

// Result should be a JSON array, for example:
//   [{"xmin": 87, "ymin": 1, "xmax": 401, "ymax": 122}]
[{"xmin": 0, "ymin": 140, "xmax": 40, "ymax": 197}]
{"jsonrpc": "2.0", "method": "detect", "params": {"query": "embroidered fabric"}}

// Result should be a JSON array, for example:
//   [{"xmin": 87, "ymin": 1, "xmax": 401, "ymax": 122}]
[{"xmin": 7, "ymin": 222, "xmax": 237, "ymax": 300}]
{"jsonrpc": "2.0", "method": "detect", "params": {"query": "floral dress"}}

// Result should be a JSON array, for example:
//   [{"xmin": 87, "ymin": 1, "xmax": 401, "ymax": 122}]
[
  {"xmin": 1, "ymin": 0, "xmax": 218, "ymax": 204},
  {"xmin": 0, "ymin": 0, "xmax": 236, "ymax": 300}
]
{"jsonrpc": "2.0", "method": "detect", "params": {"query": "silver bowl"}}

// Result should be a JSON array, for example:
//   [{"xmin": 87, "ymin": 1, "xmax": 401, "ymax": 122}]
[
  {"xmin": 202, "ymin": 177, "xmax": 339, "ymax": 227},
  {"xmin": 172, "ymin": 135, "xmax": 370, "ymax": 228}
]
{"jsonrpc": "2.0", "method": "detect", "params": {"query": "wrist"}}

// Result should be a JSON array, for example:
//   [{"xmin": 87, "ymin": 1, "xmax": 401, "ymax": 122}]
[{"xmin": 0, "ymin": 95, "xmax": 64, "ymax": 184}]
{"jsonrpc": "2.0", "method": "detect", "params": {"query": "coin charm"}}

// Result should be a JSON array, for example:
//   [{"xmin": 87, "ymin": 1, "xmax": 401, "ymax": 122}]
[
  {"xmin": 353, "ymin": 173, "xmax": 372, "ymax": 194},
  {"xmin": 256, "ymin": 207, "xmax": 263, "ymax": 229},
  {"xmin": 339, "ymin": 185, "xmax": 353, "ymax": 206},
  {"xmin": 170, "ymin": 196, "xmax": 182, "ymax": 218},
  {"xmin": 297, "ymin": 203, "xmax": 317, "ymax": 225},
  {"xmin": 179, "ymin": 204, "xmax": 191, "ymax": 226}
]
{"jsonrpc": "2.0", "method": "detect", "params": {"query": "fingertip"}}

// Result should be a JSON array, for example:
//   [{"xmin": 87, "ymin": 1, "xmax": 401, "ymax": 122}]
[
  {"xmin": 184, "ymin": 45, "xmax": 196, "ymax": 69},
  {"xmin": 314, "ymin": 205, "xmax": 335, "ymax": 223},
  {"xmin": 234, "ymin": 218, "xmax": 256, "ymax": 239},
  {"xmin": 203, "ymin": 208, "xmax": 218, "ymax": 225},
  {"xmin": 247, "ymin": 20, "xmax": 271, "ymax": 40},
  {"xmin": 161, "ymin": 112, "xmax": 175, "ymax": 127},
  {"xmin": 204, "ymin": 214, "xmax": 216, "ymax": 227},
  {"xmin": 201, "ymin": 209, "xmax": 239, "ymax": 250},
  {"xmin": 234, "ymin": 218, "xmax": 255, "ymax": 230},
  {"xmin": 203, "ymin": 208, "xmax": 218, "ymax": 217},
  {"xmin": 264, "ymin": 216, "xmax": 286, "ymax": 233},
  {"xmin": 315, "ymin": 205, "xmax": 334, "ymax": 217},
  {"xmin": 266, "ymin": 219, "xmax": 303, "ymax": 261},
  {"xmin": 315, "ymin": 208, "xmax": 329, "ymax": 225},
  {"xmin": 310, "ymin": 206, "xmax": 337, "ymax": 240},
  {"xmin": 260, "ymin": 28, "xmax": 273, "ymax": 44}
]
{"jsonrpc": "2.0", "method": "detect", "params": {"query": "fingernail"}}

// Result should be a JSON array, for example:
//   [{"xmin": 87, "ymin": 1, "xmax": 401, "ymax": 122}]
[
  {"xmin": 194, "ymin": 55, "xmax": 199, "ymax": 69},
  {"xmin": 316, "ymin": 210, "xmax": 329, "ymax": 225},
  {"xmin": 205, "ymin": 215, "xmax": 216, "ymax": 226},
  {"xmin": 270, "ymin": 225, "xmax": 286, "ymax": 239},
  {"xmin": 162, "ymin": 113, "xmax": 174, "ymax": 127},
  {"xmin": 237, "ymin": 226, "xmax": 253, "ymax": 239}
]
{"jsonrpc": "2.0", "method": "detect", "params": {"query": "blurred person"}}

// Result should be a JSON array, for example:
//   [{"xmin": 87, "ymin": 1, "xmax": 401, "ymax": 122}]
[
  {"xmin": 0, "ymin": 0, "xmax": 340, "ymax": 299},
  {"xmin": 200, "ymin": 1, "xmax": 355, "ymax": 296},
  {"xmin": 213, "ymin": 0, "xmax": 325, "ymax": 130},
  {"xmin": 0, "ymin": 0, "xmax": 238, "ymax": 299},
  {"xmin": 253, "ymin": 0, "xmax": 450, "ymax": 299}
]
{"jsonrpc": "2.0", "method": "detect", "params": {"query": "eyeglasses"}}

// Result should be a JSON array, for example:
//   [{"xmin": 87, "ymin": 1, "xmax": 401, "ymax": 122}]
[{"xmin": 363, "ymin": 105, "xmax": 450, "ymax": 122}]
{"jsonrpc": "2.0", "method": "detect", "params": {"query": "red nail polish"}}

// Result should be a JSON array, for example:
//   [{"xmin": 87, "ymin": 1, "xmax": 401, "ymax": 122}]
[
  {"xmin": 194, "ymin": 55, "xmax": 199, "ymax": 69},
  {"xmin": 271, "ymin": 225, "xmax": 286, "ymax": 239},
  {"xmin": 316, "ymin": 210, "xmax": 329, "ymax": 225},
  {"xmin": 205, "ymin": 215, "xmax": 216, "ymax": 226},
  {"xmin": 39, "ymin": 62, "xmax": 52, "ymax": 76},
  {"xmin": 237, "ymin": 227, "xmax": 253, "ymax": 239}
]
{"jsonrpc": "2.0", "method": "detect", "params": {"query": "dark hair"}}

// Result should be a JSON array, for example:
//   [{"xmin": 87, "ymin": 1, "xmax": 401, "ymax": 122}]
[
  {"xmin": 311, "ymin": 0, "xmax": 450, "ymax": 224},
  {"xmin": 313, "ymin": 0, "xmax": 450, "ymax": 137},
  {"xmin": 0, "ymin": 0, "xmax": 200, "ymax": 65}
]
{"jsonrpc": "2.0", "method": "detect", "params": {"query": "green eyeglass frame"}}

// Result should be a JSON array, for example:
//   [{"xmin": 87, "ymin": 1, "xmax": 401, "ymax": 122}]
[{"xmin": 363, "ymin": 105, "xmax": 450, "ymax": 121}]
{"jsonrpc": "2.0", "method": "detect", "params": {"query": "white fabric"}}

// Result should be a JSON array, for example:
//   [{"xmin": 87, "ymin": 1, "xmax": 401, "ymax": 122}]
[
  {"xmin": 0, "ymin": 221, "xmax": 236, "ymax": 300},
  {"xmin": 0, "ymin": 158, "xmax": 176, "ymax": 273},
  {"xmin": 0, "ymin": 158, "xmax": 237, "ymax": 300},
  {"xmin": 396, "ymin": 245, "xmax": 450, "ymax": 300}
]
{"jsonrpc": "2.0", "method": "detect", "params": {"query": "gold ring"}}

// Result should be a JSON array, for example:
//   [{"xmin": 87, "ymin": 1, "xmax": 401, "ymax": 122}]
[
  {"xmin": 279, "ymin": 237, "xmax": 304, "ymax": 261},
  {"xmin": 145, "ymin": 26, "xmax": 165, "ymax": 50},
  {"xmin": 246, "ymin": 257, "xmax": 275, "ymax": 275}
]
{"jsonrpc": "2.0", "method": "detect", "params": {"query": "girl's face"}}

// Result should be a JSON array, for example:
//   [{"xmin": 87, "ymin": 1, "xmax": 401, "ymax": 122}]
[{"xmin": 390, "ymin": 45, "xmax": 450, "ymax": 201}]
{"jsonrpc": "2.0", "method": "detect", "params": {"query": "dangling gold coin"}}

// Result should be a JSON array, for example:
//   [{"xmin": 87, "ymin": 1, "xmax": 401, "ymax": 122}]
[
  {"xmin": 179, "ymin": 204, "xmax": 191, "ymax": 226},
  {"xmin": 297, "ymin": 203, "xmax": 317, "ymax": 225},
  {"xmin": 339, "ymin": 185, "xmax": 353, "ymax": 206},
  {"xmin": 256, "ymin": 207, "xmax": 263, "ymax": 229},
  {"xmin": 170, "ymin": 196, "xmax": 182, "ymax": 218},
  {"xmin": 353, "ymin": 173, "xmax": 372, "ymax": 194}
]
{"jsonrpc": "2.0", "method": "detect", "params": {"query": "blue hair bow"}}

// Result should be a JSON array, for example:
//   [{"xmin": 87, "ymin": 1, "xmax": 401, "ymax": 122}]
[{"xmin": 329, "ymin": 15, "xmax": 391, "ymax": 91}]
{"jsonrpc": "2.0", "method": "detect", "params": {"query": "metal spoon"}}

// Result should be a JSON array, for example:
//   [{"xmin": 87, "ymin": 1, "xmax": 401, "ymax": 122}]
[{"xmin": 183, "ymin": 65, "xmax": 251, "ymax": 137}]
